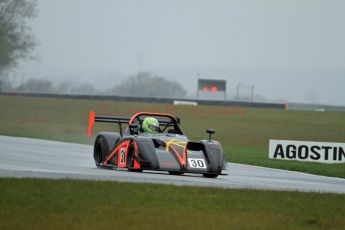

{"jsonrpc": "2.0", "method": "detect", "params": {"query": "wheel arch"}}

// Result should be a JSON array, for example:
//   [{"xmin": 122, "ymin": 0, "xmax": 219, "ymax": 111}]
[
  {"xmin": 132, "ymin": 136, "xmax": 160, "ymax": 169},
  {"xmin": 187, "ymin": 140, "xmax": 224, "ymax": 174}
]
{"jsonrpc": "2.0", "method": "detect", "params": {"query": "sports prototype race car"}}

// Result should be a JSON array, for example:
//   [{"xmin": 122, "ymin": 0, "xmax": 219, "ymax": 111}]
[{"xmin": 88, "ymin": 111, "xmax": 226, "ymax": 178}]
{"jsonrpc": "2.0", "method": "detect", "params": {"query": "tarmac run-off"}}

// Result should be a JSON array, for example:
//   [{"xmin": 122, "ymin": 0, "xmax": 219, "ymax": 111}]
[{"xmin": 0, "ymin": 135, "xmax": 344, "ymax": 194}]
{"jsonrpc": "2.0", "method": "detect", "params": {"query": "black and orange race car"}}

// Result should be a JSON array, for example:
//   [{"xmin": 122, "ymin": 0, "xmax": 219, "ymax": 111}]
[{"xmin": 88, "ymin": 111, "xmax": 226, "ymax": 178}]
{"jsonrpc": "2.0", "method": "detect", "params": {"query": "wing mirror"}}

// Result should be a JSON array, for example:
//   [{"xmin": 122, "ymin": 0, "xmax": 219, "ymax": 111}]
[
  {"xmin": 206, "ymin": 128, "xmax": 215, "ymax": 141},
  {"xmin": 129, "ymin": 124, "xmax": 139, "ymax": 135}
]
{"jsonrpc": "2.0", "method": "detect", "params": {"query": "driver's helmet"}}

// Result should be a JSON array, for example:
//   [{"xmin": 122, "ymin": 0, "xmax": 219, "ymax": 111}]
[{"xmin": 142, "ymin": 117, "xmax": 160, "ymax": 134}]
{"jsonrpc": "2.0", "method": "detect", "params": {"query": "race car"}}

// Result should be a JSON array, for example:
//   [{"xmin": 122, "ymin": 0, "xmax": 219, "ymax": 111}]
[{"xmin": 88, "ymin": 111, "xmax": 226, "ymax": 178}]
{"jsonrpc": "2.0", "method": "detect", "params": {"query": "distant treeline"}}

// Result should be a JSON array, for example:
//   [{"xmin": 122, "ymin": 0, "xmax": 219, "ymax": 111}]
[{"xmin": 0, "ymin": 72, "xmax": 187, "ymax": 98}]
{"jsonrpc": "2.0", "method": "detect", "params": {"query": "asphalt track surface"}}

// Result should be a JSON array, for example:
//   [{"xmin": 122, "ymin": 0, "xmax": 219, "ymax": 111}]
[{"xmin": 1, "ymin": 135, "xmax": 345, "ymax": 194}]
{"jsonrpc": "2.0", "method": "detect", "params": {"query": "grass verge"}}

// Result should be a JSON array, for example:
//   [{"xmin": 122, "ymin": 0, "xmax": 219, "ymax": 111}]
[
  {"xmin": 226, "ymin": 146, "xmax": 345, "ymax": 178},
  {"xmin": 1, "ymin": 178, "xmax": 344, "ymax": 230}
]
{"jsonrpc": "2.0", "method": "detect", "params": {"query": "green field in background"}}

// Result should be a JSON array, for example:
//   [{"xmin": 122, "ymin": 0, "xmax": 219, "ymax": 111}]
[
  {"xmin": 1, "ymin": 178, "xmax": 344, "ymax": 230},
  {"xmin": 0, "ymin": 95, "xmax": 345, "ymax": 178}
]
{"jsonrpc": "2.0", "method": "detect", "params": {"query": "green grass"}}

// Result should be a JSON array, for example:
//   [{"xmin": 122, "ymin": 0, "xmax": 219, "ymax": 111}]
[
  {"xmin": 1, "ymin": 178, "xmax": 344, "ymax": 230},
  {"xmin": 226, "ymin": 146, "xmax": 345, "ymax": 178},
  {"xmin": 1, "ymin": 95, "xmax": 345, "ymax": 178}
]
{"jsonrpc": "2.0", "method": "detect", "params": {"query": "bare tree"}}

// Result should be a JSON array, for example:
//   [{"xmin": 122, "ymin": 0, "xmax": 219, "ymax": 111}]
[
  {"xmin": 71, "ymin": 82, "xmax": 96, "ymax": 94},
  {"xmin": 110, "ymin": 72, "xmax": 187, "ymax": 98},
  {"xmin": 56, "ymin": 81, "xmax": 73, "ymax": 94},
  {"xmin": 0, "ymin": 0, "xmax": 37, "ymax": 76},
  {"xmin": 15, "ymin": 78, "xmax": 55, "ymax": 93}
]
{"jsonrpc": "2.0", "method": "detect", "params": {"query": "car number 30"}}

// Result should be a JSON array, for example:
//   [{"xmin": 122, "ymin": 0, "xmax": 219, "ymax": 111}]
[{"xmin": 188, "ymin": 158, "xmax": 206, "ymax": 169}]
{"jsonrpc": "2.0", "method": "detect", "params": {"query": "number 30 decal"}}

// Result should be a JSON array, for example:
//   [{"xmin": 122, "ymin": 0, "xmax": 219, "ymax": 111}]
[{"xmin": 188, "ymin": 158, "xmax": 206, "ymax": 169}]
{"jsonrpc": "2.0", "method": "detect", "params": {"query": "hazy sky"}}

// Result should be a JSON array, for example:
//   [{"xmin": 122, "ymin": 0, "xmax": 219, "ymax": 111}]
[{"xmin": 18, "ymin": 0, "xmax": 345, "ymax": 105}]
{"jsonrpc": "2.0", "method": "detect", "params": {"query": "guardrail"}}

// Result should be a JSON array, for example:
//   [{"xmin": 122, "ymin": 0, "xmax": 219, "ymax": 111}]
[
  {"xmin": 287, "ymin": 103, "xmax": 345, "ymax": 112},
  {"xmin": 0, "ymin": 92, "xmax": 287, "ymax": 109}
]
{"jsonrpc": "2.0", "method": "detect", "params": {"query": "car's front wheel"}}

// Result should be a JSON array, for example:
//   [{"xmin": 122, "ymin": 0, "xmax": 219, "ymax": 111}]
[{"xmin": 203, "ymin": 173, "xmax": 218, "ymax": 178}]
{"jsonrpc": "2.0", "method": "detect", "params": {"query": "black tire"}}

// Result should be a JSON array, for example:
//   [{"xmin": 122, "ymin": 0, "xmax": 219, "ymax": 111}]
[
  {"xmin": 203, "ymin": 173, "xmax": 218, "ymax": 178},
  {"xmin": 94, "ymin": 133, "xmax": 120, "ymax": 168},
  {"xmin": 169, "ymin": 171, "xmax": 184, "ymax": 175},
  {"xmin": 126, "ymin": 143, "xmax": 143, "ymax": 172},
  {"xmin": 94, "ymin": 136, "xmax": 110, "ymax": 168},
  {"xmin": 128, "ymin": 168, "xmax": 143, "ymax": 172}
]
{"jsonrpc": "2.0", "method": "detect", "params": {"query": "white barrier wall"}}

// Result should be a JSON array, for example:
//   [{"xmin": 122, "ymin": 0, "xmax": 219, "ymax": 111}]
[
  {"xmin": 173, "ymin": 100, "xmax": 198, "ymax": 106},
  {"xmin": 269, "ymin": 140, "xmax": 345, "ymax": 164}
]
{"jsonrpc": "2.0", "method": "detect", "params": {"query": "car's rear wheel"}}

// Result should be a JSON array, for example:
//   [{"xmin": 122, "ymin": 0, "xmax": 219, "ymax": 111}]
[
  {"xmin": 94, "ymin": 133, "xmax": 120, "ymax": 168},
  {"xmin": 203, "ymin": 173, "xmax": 218, "ymax": 178},
  {"xmin": 169, "ymin": 171, "xmax": 184, "ymax": 175},
  {"xmin": 94, "ymin": 136, "xmax": 109, "ymax": 168}
]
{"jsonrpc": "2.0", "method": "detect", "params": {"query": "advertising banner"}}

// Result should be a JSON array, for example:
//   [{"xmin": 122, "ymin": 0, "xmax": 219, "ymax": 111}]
[{"xmin": 269, "ymin": 140, "xmax": 345, "ymax": 164}]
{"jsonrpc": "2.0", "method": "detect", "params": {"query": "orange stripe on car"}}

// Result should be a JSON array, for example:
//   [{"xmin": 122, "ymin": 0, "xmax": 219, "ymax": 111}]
[
  {"xmin": 133, "ymin": 141, "xmax": 141, "ymax": 169},
  {"xmin": 169, "ymin": 145, "xmax": 186, "ymax": 168},
  {"xmin": 103, "ymin": 140, "xmax": 130, "ymax": 167}
]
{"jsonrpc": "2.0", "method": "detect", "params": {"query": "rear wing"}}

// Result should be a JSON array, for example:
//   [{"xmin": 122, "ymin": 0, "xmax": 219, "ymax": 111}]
[
  {"xmin": 88, "ymin": 111, "xmax": 182, "ymax": 138},
  {"xmin": 88, "ymin": 111, "xmax": 130, "ymax": 137}
]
